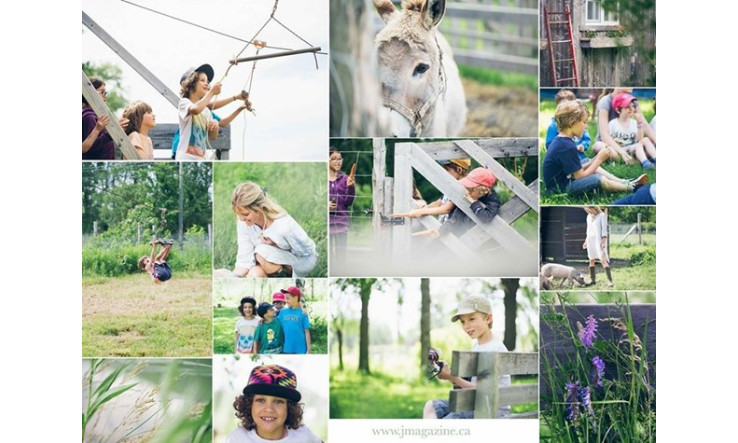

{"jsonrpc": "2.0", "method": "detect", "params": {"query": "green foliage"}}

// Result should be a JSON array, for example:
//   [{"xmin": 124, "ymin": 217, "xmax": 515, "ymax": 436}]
[
  {"xmin": 540, "ymin": 297, "xmax": 655, "ymax": 442},
  {"xmin": 82, "ymin": 61, "xmax": 127, "ymax": 113},
  {"xmin": 607, "ymin": 206, "xmax": 656, "ymax": 224},
  {"xmin": 212, "ymin": 162, "xmax": 327, "ymax": 277},
  {"xmin": 458, "ymin": 64, "xmax": 538, "ymax": 91}
]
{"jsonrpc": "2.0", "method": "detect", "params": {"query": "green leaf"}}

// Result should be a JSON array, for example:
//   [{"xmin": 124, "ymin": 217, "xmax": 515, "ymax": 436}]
[{"xmin": 88, "ymin": 382, "xmax": 138, "ymax": 418}]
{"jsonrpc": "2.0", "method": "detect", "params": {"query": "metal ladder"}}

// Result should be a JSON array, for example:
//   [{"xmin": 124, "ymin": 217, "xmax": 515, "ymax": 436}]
[{"xmin": 544, "ymin": 4, "xmax": 579, "ymax": 86}]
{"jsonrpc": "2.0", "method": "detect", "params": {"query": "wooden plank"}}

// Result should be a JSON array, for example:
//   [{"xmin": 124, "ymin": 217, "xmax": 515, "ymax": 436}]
[
  {"xmin": 453, "ymin": 50, "xmax": 538, "ymax": 74},
  {"xmin": 499, "ymin": 384, "xmax": 538, "ymax": 406},
  {"xmin": 445, "ymin": 3, "xmax": 538, "ymax": 26},
  {"xmin": 509, "ymin": 411, "xmax": 539, "ymax": 419},
  {"xmin": 82, "ymin": 71, "xmax": 139, "ymax": 160},
  {"xmin": 372, "ymin": 139, "xmax": 386, "ymax": 257},
  {"xmin": 415, "ymin": 138, "xmax": 537, "ymax": 160},
  {"xmin": 448, "ymin": 388, "xmax": 475, "ymax": 412},
  {"xmin": 410, "ymin": 143, "xmax": 534, "ymax": 255},
  {"xmin": 455, "ymin": 139, "xmax": 538, "ymax": 212},
  {"xmin": 453, "ymin": 351, "xmax": 539, "ymax": 377},
  {"xmin": 82, "ymin": 12, "xmax": 179, "ymax": 108},
  {"xmin": 475, "ymin": 351, "xmax": 497, "ymax": 418},
  {"xmin": 393, "ymin": 143, "xmax": 413, "ymax": 263},
  {"xmin": 444, "ymin": 28, "xmax": 538, "ymax": 48}
]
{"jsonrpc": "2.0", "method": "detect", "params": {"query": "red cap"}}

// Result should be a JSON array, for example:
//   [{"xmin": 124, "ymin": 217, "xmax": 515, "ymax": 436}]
[
  {"xmin": 612, "ymin": 93, "xmax": 637, "ymax": 111},
  {"xmin": 458, "ymin": 167, "xmax": 497, "ymax": 188},
  {"xmin": 272, "ymin": 292, "xmax": 286, "ymax": 302},
  {"xmin": 280, "ymin": 286, "xmax": 302, "ymax": 299}
]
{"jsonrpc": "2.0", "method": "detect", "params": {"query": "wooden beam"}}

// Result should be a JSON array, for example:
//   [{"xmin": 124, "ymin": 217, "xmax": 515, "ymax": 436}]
[
  {"xmin": 372, "ymin": 139, "xmax": 386, "ymax": 257},
  {"xmin": 445, "ymin": 3, "xmax": 538, "ymax": 26},
  {"xmin": 415, "ymin": 138, "xmax": 538, "ymax": 160},
  {"xmin": 452, "ymin": 351, "xmax": 539, "ymax": 377},
  {"xmin": 453, "ymin": 50, "xmax": 538, "ymax": 75},
  {"xmin": 82, "ymin": 71, "xmax": 139, "ymax": 160},
  {"xmin": 455, "ymin": 139, "xmax": 538, "ymax": 213},
  {"xmin": 393, "ymin": 143, "xmax": 413, "ymax": 263},
  {"xmin": 83, "ymin": 11, "xmax": 180, "ymax": 108},
  {"xmin": 230, "ymin": 47, "xmax": 321, "ymax": 64},
  {"xmin": 474, "ymin": 351, "xmax": 497, "ymax": 418},
  {"xmin": 409, "ymin": 143, "xmax": 534, "ymax": 255}
]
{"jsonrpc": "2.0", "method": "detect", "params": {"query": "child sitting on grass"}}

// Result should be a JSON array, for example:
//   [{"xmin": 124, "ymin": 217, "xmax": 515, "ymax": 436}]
[
  {"xmin": 543, "ymin": 101, "xmax": 647, "ymax": 196},
  {"xmin": 423, "ymin": 294, "xmax": 511, "ymax": 419},
  {"xmin": 235, "ymin": 297, "xmax": 260, "ymax": 354},
  {"xmin": 137, "ymin": 239, "xmax": 173, "ymax": 284},
  {"xmin": 602, "ymin": 93, "xmax": 657, "ymax": 170},
  {"xmin": 254, "ymin": 302, "xmax": 284, "ymax": 354}
]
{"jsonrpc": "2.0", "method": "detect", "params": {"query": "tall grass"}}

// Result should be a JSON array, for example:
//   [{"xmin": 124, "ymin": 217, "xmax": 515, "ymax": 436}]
[{"xmin": 540, "ymin": 295, "xmax": 655, "ymax": 442}]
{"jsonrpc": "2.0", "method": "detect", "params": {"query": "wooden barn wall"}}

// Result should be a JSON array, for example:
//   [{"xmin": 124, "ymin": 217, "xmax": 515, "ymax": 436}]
[
  {"xmin": 540, "ymin": 207, "xmax": 589, "ymax": 263},
  {"xmin": 540, "ymin": 0, "xmax": 656, "ymax": 86}
]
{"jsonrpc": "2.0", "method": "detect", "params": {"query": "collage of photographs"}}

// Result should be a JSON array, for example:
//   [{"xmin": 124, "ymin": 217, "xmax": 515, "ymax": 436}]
[{"xmin": 82, "ymin": 0, "xmax": 655, "ymax": 442}]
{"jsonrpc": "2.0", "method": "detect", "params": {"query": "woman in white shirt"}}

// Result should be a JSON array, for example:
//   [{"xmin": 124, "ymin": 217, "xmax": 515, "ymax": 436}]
[{"xmin": 231, "ymin": 182, "xmax": 317, "ymax": 278}]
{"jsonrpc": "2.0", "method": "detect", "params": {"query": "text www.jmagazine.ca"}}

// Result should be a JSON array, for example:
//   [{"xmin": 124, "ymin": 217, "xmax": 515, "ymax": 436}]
[{"xmin": 371, "ymin": 425, "xmax": 471, "ymax": 439}]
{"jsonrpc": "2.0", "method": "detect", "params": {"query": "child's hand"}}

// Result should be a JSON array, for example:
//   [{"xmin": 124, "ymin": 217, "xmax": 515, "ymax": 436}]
[
  {"xmin": 329, "ymin": 200, "xmax": 337, "ymax": 210},
  {"xmin": 347, "ymin": 175, "xmax": 355, "ymax": 187},
  {"xmin": 118, "ymin": 117, "xmax": 130, "ymax": 131},
  {"xmin": 210, "ymin": 82, "xmax": 223, "ymax": 95},
  {"xmin": 577, "ymin": 144, "xmax": 585, "ymax": 152},
  {"xmin": 620, "ymin": 151, "xmax": 634, "ymax": 165},
  {"xmin": 207, "ymin": 120, "xmax": 219, "ymax": 132},
  {"xmin": 437, "ymin": 364, "xmax": 451, "ymax": 380},
  {"xmin": 95, "ymin": 114, "xmax": 110, "ymax": 131},
  {"xmin": 237, "ymin": 91, "xmax": 249, "ymax": 101},
  {"xmin": 582, "ymin": 241, "xmax": 587, "ymax": 250}
]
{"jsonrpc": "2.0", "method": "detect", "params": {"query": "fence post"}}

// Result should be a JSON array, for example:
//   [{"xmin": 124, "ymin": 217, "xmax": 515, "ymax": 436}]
[
  {"xmin": 372, "ymin": 139, "xmax": 387, "ymax": 259},
  {"xmin": 475, "ymin": 352, "xmax": 498, "ymax": 418},
  {"xmin": 208, "ymin": 223, "xmax": 213, "ymax": 247},
  {"xmin": 137, "ymin": 224, "xmax": 142, "ymax": 245},
  {"xmin": 393, "ymin": 143, "xmax": 413, "ymax": 263},
  {"xmin": 637, "ymin": 212, "xmax": 642, "ymax": 245},
  {"xmin": 93, "ymin": 221, "xmax": 98, "ymax": 237}
]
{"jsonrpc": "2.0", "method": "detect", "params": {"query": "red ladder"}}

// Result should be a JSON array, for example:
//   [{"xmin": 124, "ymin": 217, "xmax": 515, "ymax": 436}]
[{"xmin": 544, "ymin": 4, "xmax": 579, "ymax": 86}]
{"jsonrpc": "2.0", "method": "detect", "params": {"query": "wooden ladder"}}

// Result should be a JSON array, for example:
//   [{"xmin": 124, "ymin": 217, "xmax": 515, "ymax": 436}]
[{"xmin": 544, "ymin": 4, "xmax": 579, "ymax": 87}]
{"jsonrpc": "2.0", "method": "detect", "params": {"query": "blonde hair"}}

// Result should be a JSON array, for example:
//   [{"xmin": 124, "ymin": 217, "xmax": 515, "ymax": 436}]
[
  {"xmin": 466, "ymin": 185, "xmax": 490, "ymax": 196},
  {"xmin": 137, "ymin": 255, "xmax": 149, "ymax": 270},
  {"xmin": 555, "ymin": 101, "xmax": 588, "ymax": 131},
  {"xmin": 122, "ymin": 101, "xmax": 153, "ymax": 135},
  {"xmin": 231, "ymin": 182, "xmax": 286, "ymax": 223}
]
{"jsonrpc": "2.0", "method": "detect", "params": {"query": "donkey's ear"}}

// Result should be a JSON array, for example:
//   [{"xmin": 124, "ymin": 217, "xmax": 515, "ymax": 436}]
[
  {"xmin": 423, "ymin": 0, "xmax": 446, "ymax": 29},
  {"xmin": 374, "ymin": 0, "xmax": 398, "ymax": 23}
]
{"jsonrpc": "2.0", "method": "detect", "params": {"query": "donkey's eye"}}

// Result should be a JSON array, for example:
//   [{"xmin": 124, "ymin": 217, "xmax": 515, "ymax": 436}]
[{"xmin": 413, "ymin": 63, "xmax": 430, "ymax": 76}]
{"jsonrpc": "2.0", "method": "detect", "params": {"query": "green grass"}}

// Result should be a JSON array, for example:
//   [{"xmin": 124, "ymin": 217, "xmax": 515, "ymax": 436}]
[
  {"xmin": 82, "ymin": 274, "xmax": 212, "ymax": 357},
  {"xmin": 213, "ymin": 307, "xmax": 328, "ymax": 355},
  {"xmin": 459, "ymin": 64, "xmax": 538, "ymax": 91}
]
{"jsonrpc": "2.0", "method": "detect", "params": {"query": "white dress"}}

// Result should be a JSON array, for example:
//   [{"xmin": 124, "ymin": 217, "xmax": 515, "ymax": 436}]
[{"xmin": 585, "ymin": 212, "xmax": 608, "ymax": 260}]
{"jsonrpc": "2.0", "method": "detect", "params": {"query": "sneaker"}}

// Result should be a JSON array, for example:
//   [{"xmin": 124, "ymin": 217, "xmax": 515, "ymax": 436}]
[
  {"xmin": 628, "ymin": 173, "xmax": 649, "ymax": 192},
  {"xmin": 163, "ymin": 239, "xmax": 174, "ymax": 245}
]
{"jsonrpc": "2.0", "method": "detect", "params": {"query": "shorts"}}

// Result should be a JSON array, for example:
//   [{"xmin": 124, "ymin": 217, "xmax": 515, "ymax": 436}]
[
  {"xmin": 622, "ymin": 143, "xmax": 641, "ymax": 153},
  {"xmin": 153, "ymin": 262, "xmax": 172, "ymax": 282},
  {"xmin": 431, "ymin": 399, "xmax": 511, "ymax": 419},
  {"xmin": 566, "ymin": 174, "xmax": 602, "ymax": 195}
]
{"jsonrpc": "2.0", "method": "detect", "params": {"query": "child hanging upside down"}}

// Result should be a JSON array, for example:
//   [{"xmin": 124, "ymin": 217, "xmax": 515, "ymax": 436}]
[{"xmin": 138, "ymin": 239, "xmax": 174, "ymax": 283}]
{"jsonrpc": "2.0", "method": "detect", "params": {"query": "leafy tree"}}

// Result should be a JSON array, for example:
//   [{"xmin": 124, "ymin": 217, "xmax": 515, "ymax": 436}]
[
  {"xmin": 334, "ymin": 278, "xmax": 377, "ymax": 374},
  {"xmin": 82, "ymin": 61, "xmax": 127, "ymax": 112}
]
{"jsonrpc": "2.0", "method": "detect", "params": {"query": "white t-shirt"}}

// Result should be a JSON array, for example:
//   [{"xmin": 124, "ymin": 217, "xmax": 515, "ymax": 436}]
[
  {"xmin": 235, "ymin": 317, "xmax": 260, "ymax": 354},
  {"xmin": 608, "ymin": 118, "xmax": 639, "ymax": 148},
  {"xmin": 176, "ymin": 97, "xmax": 214, "ymax": 160},
  {"xmin": 226, "ymin": 425, "xmax": 322, "ymax": 443}
]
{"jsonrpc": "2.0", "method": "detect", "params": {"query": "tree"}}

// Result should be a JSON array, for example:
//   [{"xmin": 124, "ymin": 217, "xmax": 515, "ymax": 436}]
[
  {"xmin": 501, "ymin": 278, "xmax": 520, "ymax": 351},
  {"xmin": 419, "ymin": 278, "xmax": 431, "ymax": 377},
  {"xmin": 82, "ymin": 61, "xmax": 127, "ymax": 112},
  {"xmin": 334, "ymin": 278, "xmax": 377, "ymax": 374}
]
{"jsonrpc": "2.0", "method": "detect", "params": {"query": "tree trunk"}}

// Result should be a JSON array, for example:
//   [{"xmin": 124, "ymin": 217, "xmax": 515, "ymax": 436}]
[
  {"xmin": 420, "ymin": 278, "xmax": 431, "ymax": 376},
  {"xmin": 501, "ymin": 278, "xmax": 520, "ymax": 351},
  {"xmin": 358, "ymin": 283, "xmax": 371, "ymax": 374},
  {"xmin": 336, "ymin": 328, "xmax": 344, "ymax": 371}
]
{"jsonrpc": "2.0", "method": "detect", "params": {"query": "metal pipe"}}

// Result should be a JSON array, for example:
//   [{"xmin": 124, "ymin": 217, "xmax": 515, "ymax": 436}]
[{"xmin": 230, "ymin": 47, "xmax": 321, "ymax": 64}]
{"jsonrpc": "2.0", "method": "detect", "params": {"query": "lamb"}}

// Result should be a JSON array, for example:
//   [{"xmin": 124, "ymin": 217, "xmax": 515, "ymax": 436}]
[{"xmin": 540, "ymin": 263, "xmax": 587, "ymax": 288}]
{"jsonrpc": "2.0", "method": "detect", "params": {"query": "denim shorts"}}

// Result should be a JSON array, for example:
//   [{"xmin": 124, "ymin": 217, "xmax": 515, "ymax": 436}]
[
  {"xmin": 566, "ymin": 174, "xmax": 602, "ymax": 195},
  {"xmin": 432, "ymin": 399, "xmax": 474, "ymax": 419}
]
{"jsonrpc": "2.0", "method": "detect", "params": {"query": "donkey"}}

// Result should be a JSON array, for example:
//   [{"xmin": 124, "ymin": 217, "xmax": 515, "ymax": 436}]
[{"xmin": 373, "ymin": 0, "xmax": 467, "ymax": 137}]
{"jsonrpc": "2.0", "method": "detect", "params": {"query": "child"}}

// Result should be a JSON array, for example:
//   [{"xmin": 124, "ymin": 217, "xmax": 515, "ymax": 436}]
[
  {"xmin": 543, "ymin": 101, "xmax": 646, "ymax": 196},
  {"xmin": 412, "ymin": 167, "xmax": 500, "ymax": 239},
  {"xmin": 328, "ymin": 147, "xmax": 355, "ymax": 264},
  {"xmin": 272, "ymin": 292, "xmax": 286, "ymax": 315},
  {"xmin": 175, "ymin": 63, "xmax": 222, "ymax": 160},
  {"xmin": 137, "ymin": 239, "xmax": 173, "ymax": 284},
  {"xmin": 545, "ymin": 90, "xmax": 591, "ymax": 161},
  {"xmin": 82, "ymin": 76, "xmax": 129, "ymax": 160},
  {"xmin": 422, "ymin": 294, "xmax": 511, "ymax": 419},
  {"xmin": 408, "ymin": 158, "xmax": 471, "ymax": 223},
  {"xmin": 254, "ymin": 302, "xmax": 284, "ymax": 354},
  {"xmin": 583, "ymin": 207, "xmax": 613, "ymax": 287},
  {"xmin": 606, "ymin": 93, "xmax": 657, "ymax": 169},
  {"xmin": 229, "ymin": 364, "xmax": 321, "ymax": 442},
  {"xmin": 235, "ymin": 297, "xmax": 260, "ymax": 354},
  {"xmin": 276, "ymin": 286, "xmax": 311, "ymax": 354},
  {"xmin": 122, "ymin": 101, "xmax": 156, "ymax": 160},
  {"xmin": 231, "ymin": 182, "xmax": 318, "ymax": 278}
]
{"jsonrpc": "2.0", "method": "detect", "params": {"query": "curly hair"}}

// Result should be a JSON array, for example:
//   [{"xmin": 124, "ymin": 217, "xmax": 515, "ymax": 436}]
[
  {"xmin": 180, "ymin": 71, "xmax": 205, "ymax": 98},
  {"xmin": 122, "ymin": 101, "xmax": 153, "ymax": 135},
  {"xmin": 555, "ymin": 100, "xmax": 588, "ymax": 132},
  {"xmin": 238, "ymin": 297, "xmax": 257, "ymax": 316},
  {"xmin": 233, "ymin": 394, "xmax": 304, "ymax": 430}
]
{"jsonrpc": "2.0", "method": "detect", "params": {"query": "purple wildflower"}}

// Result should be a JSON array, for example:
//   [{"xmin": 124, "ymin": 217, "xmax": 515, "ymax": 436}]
[
  {"xmin": 591, "ymin": 356, "xmax": 606, "ymax": 387},
  {"xmin": 564, "ymin": 381, "xmax": 580, "ymax": 423},
  {"xmin": 580, "ymin": 386, "xmax": 595, "ymax": 422},
  {"xmin": 578, "ymin": 315, "xmax": 598, "ymax": 348}
]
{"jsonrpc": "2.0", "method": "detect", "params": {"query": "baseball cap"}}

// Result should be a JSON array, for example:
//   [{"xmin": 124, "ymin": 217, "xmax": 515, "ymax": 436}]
[
  {"xmin": 451, "ymin": 295, "xmax": 492, "ymax": 322},
  {"xmin": 272, "ymin": 292, "xmax": 286, "ymax": 302},
  {"xmin": 280, "ymin": 286, "xmax": 302, "ymax": 299},
  {"xmin": 439, "ymin": 158, "xmax": 471, "ymax": 170},
  {"xmin": 242, "ymin": 365, "xmax": 301, "ymax": 402},
  {"xmin": 257, "ymin": 302, "xmax": 275, "ymax": 318},
  {"xmin": 180, "ymin": 63, "xmax": 214, "ymax": 85},
  {"xmin": 458, "ymin": 167, "xmax": 497, "ymax": 188},
  {"xmin": 612, "ymin": 93, "xmax": 637, "ymax": 111}
]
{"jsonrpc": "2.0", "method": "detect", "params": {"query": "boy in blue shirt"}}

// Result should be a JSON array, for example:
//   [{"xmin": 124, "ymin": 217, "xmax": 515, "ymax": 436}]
[{"xmin": 277, "ymin": 286, "xmax": 311, "ymax": 354}]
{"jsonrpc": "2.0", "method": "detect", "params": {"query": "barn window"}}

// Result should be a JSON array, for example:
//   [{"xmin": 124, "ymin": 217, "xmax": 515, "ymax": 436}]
[{"xmin": 585, "ymin": 0, "xmax": 619, "ymax": 25}]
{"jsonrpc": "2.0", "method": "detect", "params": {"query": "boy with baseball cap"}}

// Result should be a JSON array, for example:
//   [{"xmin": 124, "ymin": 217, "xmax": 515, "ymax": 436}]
[
  {"xmin": 422, "ymin": 294, "xmax": 511, "ymax": 419},
  {"xmin": 254, "ymin": 302, "xmax": 284, "ymax": 354},
  {"xmin": 277, "ymin": 286, "xmax": 311, "ymax": 354}
]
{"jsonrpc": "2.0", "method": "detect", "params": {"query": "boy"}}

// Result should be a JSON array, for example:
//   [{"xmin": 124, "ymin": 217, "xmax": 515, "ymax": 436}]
[
  {"xmin": 607, "ymin": 93, "xmax": 657, "ymax": 169},
  {"xmin": 235, "ymin": 297, "xmax": 259, "ymax": 354},
  {"xmin": 277, "ymin": 286, "xmax": 311, "ymax": 354},
  {"xmin": 272, "ymin": 291, "xmax": 286, "ymax": 315},
  {"xmin": 254, "ymin": 302, "xmax": 284, "ymax": 354},
  {"xmin": 413, "ymin": 167, "xmax": 500, "ymax": 239},
  {"xmin": 422, "ymin": 294, "xmax": 511, "ymax": 419},
  {"xmin": 545, "ymin": 90, "xmax": 591, "ymax": 160},
  {"xmin": 542, "ymin": 101, "xmax": 646, "ymax": 196},
  {"xmin": 137, "ymin": 239, "xmax": 173, "ymax": 284}
]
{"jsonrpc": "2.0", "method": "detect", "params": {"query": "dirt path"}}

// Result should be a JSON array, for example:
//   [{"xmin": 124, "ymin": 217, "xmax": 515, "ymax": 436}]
[{"xmin": 461, "ymin": 78, "xmax": 538, "ymax": 137}]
